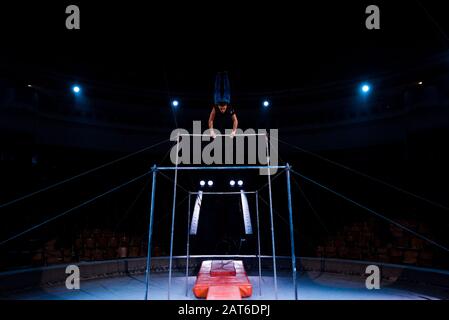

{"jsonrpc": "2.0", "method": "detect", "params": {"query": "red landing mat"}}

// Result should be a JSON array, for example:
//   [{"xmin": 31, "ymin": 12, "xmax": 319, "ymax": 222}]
[
  {"xmin": 193, "ymin": 260, "xmax": 252, "ymax": 299},
  {"xmin": 207, "ymin": 285, "xmax": 242, "ymax": 300},
  {"xmin": 210, "ymin": 260, "xmax": 236, "ymax": 276}
]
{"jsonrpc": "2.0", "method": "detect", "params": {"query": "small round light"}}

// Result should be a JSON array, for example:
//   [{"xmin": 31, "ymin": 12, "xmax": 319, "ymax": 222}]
[
  {"xmin": 263, "ymin": 100, "xmax": 270, "ymax": 107},
  {"xmin": 237, "ymin": 180, "xmax": 243, "ymax": 186},
  {"xmin": 207, "ymin": 180, "xmax": 213, "ymax": 186},
  {"xmin": 199, "ymin": 180, "xmax": 205, "ymax": 187},
  {"xmin": 361, "ymin": 84, "xmax": 370, "ymax": 93},
  {"xmin": 418, "ymin": 81, "xmax": 423, "ymax": 85},
  {"xmin": 230, "ymin": 180, "xmax": 236, "ymax": 186},
  {"xmin": 72, "ymin": 85, "xmax": 81, "ymax": 93},
  {"xmin": 172, "ymin": 100, "xmax": 179, "ymax": 107}
]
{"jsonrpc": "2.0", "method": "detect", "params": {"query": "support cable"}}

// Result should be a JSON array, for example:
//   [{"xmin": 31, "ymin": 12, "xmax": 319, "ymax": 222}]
[
  {"xmin": 0, "ymin": 171, "xmax": 153, "ymax": 247},
  {"xmin": 0, "ymin": 138, "xmax": 171, "ymax": 210},
  {"xmin": 291, "ymin": 169, "xmax": 449, "ymax": 254},
  {"xmin": 274, "ymin": 137, "xmax": 449, "ymax": 211}
]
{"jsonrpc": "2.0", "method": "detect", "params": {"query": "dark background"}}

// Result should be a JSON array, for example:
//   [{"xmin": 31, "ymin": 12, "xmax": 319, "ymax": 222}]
[{"xmin": 0, "ymin": 1, "xmax": 448, "ymax": 270}]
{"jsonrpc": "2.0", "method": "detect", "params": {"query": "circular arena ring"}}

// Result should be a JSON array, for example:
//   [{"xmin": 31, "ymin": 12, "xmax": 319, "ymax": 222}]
[
  {"xmin": 1, "ymin": 256, "xmax": 449, "ymax": 300},
  {"xmin": 1, "ymin": 135, "xmax": 449, "ymax": 301}
]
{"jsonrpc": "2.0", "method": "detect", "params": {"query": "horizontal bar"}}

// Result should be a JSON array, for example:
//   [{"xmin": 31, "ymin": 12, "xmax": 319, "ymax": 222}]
[
  {"xmin": 179, "ymin": 133, "xmax": 266, "ymax": 137},
  {"xmin": 169, "ymin": 254, "xmax": 284, "ymax": 259},
  {"xmin": 156, "ymin": 165, "xmax": 286, "ymax": 171},
  {"xmin": 189, "ymin": 191, "xmax": 257, "ymax": 195}
]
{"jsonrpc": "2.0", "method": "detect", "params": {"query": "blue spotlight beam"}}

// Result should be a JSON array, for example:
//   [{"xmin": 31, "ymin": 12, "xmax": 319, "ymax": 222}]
[
  {"xmin": 361, "ymin": 83, "xmax": 370, "ymax": 93},
  {"xmin": 72, "ymin": 85, "xmax": 81, "ymax": 93}
]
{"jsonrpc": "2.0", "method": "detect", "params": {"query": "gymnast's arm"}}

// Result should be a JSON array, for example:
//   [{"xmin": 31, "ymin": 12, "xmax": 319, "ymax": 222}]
[
  {"xmin": 231, "ymin": 113, "xmax": 238, "ymax": 136},
  {"xmin": 208, "ymin": 107, "xmax": 216, "ymax": 138}
]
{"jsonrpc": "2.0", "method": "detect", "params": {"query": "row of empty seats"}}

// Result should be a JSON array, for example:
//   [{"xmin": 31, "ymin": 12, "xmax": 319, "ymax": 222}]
[{"xmin": 316, "ymin": 220, "xmax": 434, "ymax": 267}]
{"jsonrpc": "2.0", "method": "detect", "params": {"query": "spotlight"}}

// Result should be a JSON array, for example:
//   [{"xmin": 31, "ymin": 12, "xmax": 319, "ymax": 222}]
[
  {"xmin": 263, "ymin": 100, "xmax": 270, "ymax": 107},
  {"xmin": 72, "ymin": 85, "xmax": 81, "ymax": 94},
  {"xmin": 361, "ymin": 84, "xmax": 370, "ymax": 93},
  {"xmin": 172, "ymin": 100, "xmax": 179, "ymax": 107},
  {"xmin": 230, "ymin": 180, "xmax": 236, "ymax": 186},
  {"xmin": 237, "ymin": 180, "xmax": 243, "ymax": 186},
  {"xmin": 199, "ymin": 180, "xmax": 205, "ymax": 187},
  {"xmin": 207, "ymin": 180, "xmax": 213, "ymax": 186},
  {"xmin": 418, "ymin": 81, "xmax": 423, "ymax": 85},
  {"xmin": 27, "ymin": 84, "xmax": 32, "ymax": 88}
]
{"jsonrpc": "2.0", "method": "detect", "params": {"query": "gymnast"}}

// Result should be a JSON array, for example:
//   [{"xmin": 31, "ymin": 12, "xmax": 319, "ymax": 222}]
[{"xmin": 208, "ymin": 72, "xmax": 238, "ymax": 139}]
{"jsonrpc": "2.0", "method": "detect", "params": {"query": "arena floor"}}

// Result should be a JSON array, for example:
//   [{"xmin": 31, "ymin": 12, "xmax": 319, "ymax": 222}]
[{"xmin": 3, "ymin": 271, "xmax": 447, "ymax": 300}]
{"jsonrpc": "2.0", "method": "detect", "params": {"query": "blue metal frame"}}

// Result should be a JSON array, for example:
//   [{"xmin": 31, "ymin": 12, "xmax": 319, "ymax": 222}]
[
  {"xmin": 286, "ymin": 164, "xmax": 298, "ymax": 299},
  {"xmin": 144, "ymin": 165, "xmax": 157, "ymax": 300},
  {"xmin": 157, "ymin": 165, "xmax": 286, "ymax": 170},
  {"xmin": 185, "ymin": 194, "xmax": 192, "ymax": 297},
  {"xmin": 255, "ymin": 191, "xmax": 262, "ymax": 296},
  {"xmin": 144, "ymin": 163, "xmax": 297, "ymax": 300},
  {"xmin": 184, "ymin": 190, "xmax": 262, "ymax": 297}
]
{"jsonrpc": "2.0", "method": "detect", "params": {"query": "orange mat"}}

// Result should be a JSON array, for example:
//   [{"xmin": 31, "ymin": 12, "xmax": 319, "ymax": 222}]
[
  {"xmin": 207, "ymin": 285, "xmax": 242, "ymax": 300},
  {"xmin": 210, "ymin": 260, "xmax": 236, "ymax": 276},
  {"xmin": 193, "ymin": 260, "xmax": 252, "ymax": 299}
]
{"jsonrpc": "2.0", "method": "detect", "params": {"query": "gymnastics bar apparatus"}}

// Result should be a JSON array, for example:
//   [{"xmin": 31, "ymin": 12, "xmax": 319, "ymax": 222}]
[
  {"xmin": 186, "ymin": 190, "xmax": 257, "ymax": 299},
  {"xmin": 144, "ymin": 133, "xmax": 298, "ymax": 300}
]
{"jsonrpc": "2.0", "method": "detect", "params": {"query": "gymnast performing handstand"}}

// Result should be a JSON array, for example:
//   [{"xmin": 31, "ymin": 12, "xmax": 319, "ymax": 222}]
[{"xmin": 208, "ymin": 72, "xmax": 238, "ymax": 139}]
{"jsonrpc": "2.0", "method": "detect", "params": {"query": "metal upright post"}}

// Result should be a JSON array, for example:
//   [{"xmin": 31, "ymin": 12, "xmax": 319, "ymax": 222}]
[
  {"xmin": 168, "ymin": 135, "xmax": 180, "ymax": 299},
  {"xmin": 255, "ymin": 191, "xmax": 262, "ymax": 296},
  {"xmin": 286, "ymin": 164, "xmax": 298, "ymax": 300},
  {"xmin": 265, "ymin": 134, "xmax": 278, "ymax": 299},
  {"xmin": 144, "ymin": 165, "xmax": 157, "ymax": 300},
  {"xmin": 185, "ymin": 193, "xmax": 192, "ymax": 297}
]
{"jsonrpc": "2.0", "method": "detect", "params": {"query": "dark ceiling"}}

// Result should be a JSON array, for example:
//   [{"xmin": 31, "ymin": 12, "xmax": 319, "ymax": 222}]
[{"xmin": 1, "ymin": 1, "xmax": 449, "ymax": 98}]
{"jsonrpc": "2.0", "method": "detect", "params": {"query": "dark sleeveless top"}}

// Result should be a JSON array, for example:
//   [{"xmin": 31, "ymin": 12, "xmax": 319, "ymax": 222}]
[{"xmin": 213, "ymin": 105, "xmax": 235, "ymax": 132}]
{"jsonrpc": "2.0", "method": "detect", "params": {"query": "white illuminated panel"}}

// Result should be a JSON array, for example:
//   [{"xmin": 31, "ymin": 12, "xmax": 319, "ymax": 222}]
[
  {"xmin": 190, "ymin": 191, "xmax": 203, "ymax": 235},
  {"xmin": 240, "ymin": 190, "xmax": 253, "ymax": 235}
]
